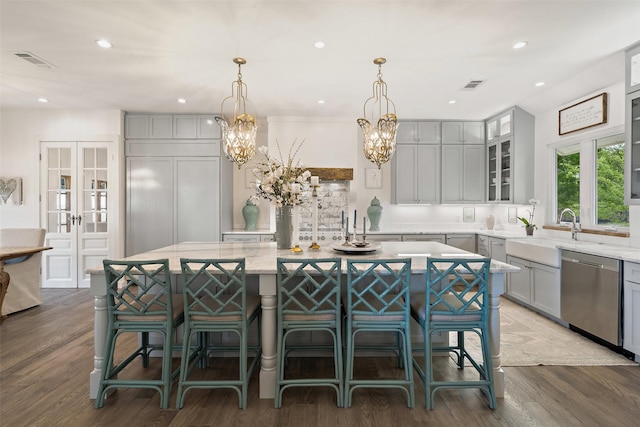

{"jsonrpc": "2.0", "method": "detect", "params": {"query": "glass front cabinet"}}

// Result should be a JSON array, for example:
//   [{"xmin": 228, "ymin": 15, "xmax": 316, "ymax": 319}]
[
  {"xmin": 485, "ymin": 107, "xmax": 534, "ymax": 204},
  {"xmin": 626, "ymin": 42, "xmax": 640, "ymax": 205}
]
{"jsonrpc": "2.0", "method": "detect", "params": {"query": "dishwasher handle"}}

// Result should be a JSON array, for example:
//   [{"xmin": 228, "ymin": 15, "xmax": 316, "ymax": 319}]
[{"xmin": 562, "ymin": 256, "xmax": 618, "ymax": 272}]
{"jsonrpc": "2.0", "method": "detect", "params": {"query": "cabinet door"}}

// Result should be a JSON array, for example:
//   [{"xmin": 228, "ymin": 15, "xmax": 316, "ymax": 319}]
[
  {"xmin": 487, "ymin": 142, "xmax": 498, "ymax": 202},
  {"xmin": 364, "ymin": 234, "xmax": 402, "ymax": 242},
  {"xmin": 416, "ymin": 145, "xmax": 440, "ymax": 203},
  {"xmin": 392, "ymin": 145, "xmax": 418, "ymax": 203},
  {"xmin": 175, "ymin": 157, "xmax": 220, "ymax": 243},
  {"xmin": 506, "ymin": 256, "xmax": 530, "ymax": 303},
  {"xmin": 531, "ymin": 262, "xmax": 561, "ymax": 317},
  {"xmin": 417, "ymin": 121, "xmax": 441, "ymax": 144},
  {"xmin": 402, "ymin": 234, "xmax": 445, "ymax": 243},
  {"xmin": 446, "ymin": 234, "xmax": 476, "ymax": 252},
  {"xmin": 489, "ymin": 237, "xmax": 506, "ymax": 262},
  {"xmin": 463, "ymin": 145, "xmax": 485, "ymax": 202},
  {"xmin": 223, "ymin": 234, "xmax": 261, "ymax": 242},
  {"xmin": 149, "ymin": 115, "xmax": 173, "ymax": 138},
  {"xmin": 441, "ymin": 122, "xmax": 463, "ymax": 144},
  {"xmin": 126, "ymin": 157, "xmax": 174, "ymax": 255},
  {"xmin": 623, "ymin": 280, "xmax": 640, "ymax": 355},
  {"xmin": 396, "ymin": 121, "xmax": 418, "ymax": 144},
  {"xmin": 197, "ymin": 115, "xmax": 220, "ymax": 139},
  {"xmin": 463, "ymin": 122, "xmax": 485, "ymax": 145},
  {"xmin": 441, "ymin": 145, "xmax": 463, "ymax": 202},
  {"xmin": 125, "ymin": 115, "xmax": 149, "ymax": 138},
  {"xmin": 626, "ymin": 92, "xmax": 640, "ymax": 204},
  {"xmin": 173, "ymin": 115, "xmax": 197, "ymax": 139}
]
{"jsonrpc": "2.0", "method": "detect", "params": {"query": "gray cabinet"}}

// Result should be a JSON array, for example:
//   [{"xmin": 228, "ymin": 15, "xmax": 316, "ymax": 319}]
[
  {"xmin": 126, "ymin": 156, "xmax": 221, "ymax": 255},
  {"xmin": 396, "ymin": 120, "xmax": 440, "ymax": 144},
  {"xmin": 625, "ymin": 91, "xmax": 640, "ymax": 204},
  {"xmin": 441, "ymin": 144, "xmax": 485, "ymax": 203},
  {"xmin": 506, "ymin": 255, "xmax": 561, "ymax": 318},
  {"xmin": 441, "ymin": 121, "xmax": 484, "ymax": 145},
  {"xmin": 125, "ymin": 113, "xmax": 219, "ymax": 140},
  {"xmin": 485, "ymin": 107, "xmax": 534, "ymax": 204},
  {"xmin": 365, "ymin": 234, "xmax": 402, "ymax": 242},
  {"xmin": 402, "ymin": 234, "xmax": 445, "ymax": 243},
  {"xmin": 623, "ymin": 261, "xmax": 640, "ymax": 356},
  {"xmin": 626, "ymin": 42, "xmax": 640, "ymax": 95},
  {"xmin": 391, "ymin": 144, "xmax": 440, "ymax": 204},
  {"xmin": 445, "ymin": 234, "xmax": 476, "ymax": 252}
]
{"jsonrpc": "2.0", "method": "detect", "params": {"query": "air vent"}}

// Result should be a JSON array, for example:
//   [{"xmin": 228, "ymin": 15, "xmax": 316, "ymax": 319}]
[
  {"xmin": 13, "ymin": 51, "xmax": 57, "ymax": 69},
  {"xmin": 463, "ymin": 80, "xmax": 484, "ymax": 90}
]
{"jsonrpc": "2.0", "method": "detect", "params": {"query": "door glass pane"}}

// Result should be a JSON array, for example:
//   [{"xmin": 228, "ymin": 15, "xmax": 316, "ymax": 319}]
[
  {"xmin": 596, "ymin": 134, "xmax": 628, "ymax": 226},
  {"xmin": 46, "ymin": 147, "xmax": 72, "ymax": 234},
  {"xmin": 556, "ymin": 143, "xmax": 580, "ymax": 222},
  {"xmin": 81, "ymin": 147, "xmax": 108, "ymax": 233}
]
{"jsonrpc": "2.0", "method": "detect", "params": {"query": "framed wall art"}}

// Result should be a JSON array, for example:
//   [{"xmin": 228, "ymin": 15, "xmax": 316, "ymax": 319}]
[{"xmin": 559, "ymin": 92, "xmax": 607, "ymax": 135}]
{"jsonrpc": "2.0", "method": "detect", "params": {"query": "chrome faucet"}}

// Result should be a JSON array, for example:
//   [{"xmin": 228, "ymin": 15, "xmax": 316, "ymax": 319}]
[{"xmin": 558, "ymin": 208, "xmax": 580, "ymax": 240}]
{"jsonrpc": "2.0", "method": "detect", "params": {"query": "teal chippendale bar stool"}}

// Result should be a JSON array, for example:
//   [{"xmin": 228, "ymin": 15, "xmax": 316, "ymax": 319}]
[
  {"xmin": 275, "ymin": 258, "xmax": 343, "ymax": 407},
  {"xmin": 410, "ymin": 257, "xmax": 496, "ymax": 409},
  {"xmin": 344, "ymin": 258, "xmax": 415, "ymax": 408},
  {"xmin": 96, "ymin": 259, "xmax": 184, "ymax": 409},
  {"xmin": 176, "ymin": 258, "xmax": 261, "ymax": 409}
]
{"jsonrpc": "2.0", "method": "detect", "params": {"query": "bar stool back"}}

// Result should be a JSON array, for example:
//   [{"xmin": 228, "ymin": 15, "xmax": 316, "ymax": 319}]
[
  {"xmin": 410, "ymin": 257, "xmax": 496, "ymax": 409},
  {"xmin": 176, "ymin": 258, "xmax": 261, "ymax": 409},
  {"xmin": 275, "ymin": 257, "xmax": 343, "ymax": 408},
  {"xmin": 344, "ymin": 258, "xmax": 414, "ymax": 408},
  {"xmin": 96, "ymin": 259, "xmax": 184, "ymax": 409}
]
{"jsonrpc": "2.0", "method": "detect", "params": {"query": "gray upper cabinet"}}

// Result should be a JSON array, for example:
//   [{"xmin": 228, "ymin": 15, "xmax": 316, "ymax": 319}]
[
  {"xmin": 173, "ymin": 115, "xmax": 197, "ymax": 139},
  {"xmin": 626, "ymin": 42, "xmax": 640, "ymax": 95},
  {"xmin": 485, "ymin": 107, "xmax": 534, "ymax": 204},
  {"xmin": 391, "ymin": 144, "xmax": 440, "ymax": 204},
  {"xmin": 441, "ymin": 121, "xmax": 485, "ymax": 145},
  {"xmin": 441, "ymin": 144, "xmax": 485, "ymax": 203},
  {"xmin": 125, "ymin": 113, "xmax": 220, "ymax": 140},
  {"xmin": 397, "ymin": 120, "xmax": 441, "ymax": 144},
  {"xmin": 626, "ymin": 43, "xmax": 640, "ymax": 205}
]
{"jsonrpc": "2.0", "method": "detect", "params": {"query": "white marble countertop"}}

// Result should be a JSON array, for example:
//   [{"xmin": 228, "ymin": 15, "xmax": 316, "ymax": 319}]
[
  {"xmin": 507, "ymin": 237, "xmax": 640, "ymax": 264},
  {"xmin": 89, "ymin": 241, "xmax": 519, "ymax": 275}
]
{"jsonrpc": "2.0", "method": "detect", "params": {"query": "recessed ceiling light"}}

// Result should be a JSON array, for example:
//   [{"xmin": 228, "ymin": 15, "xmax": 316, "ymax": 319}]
[
  {"xmin": 535, "ymin": 81, "xmax": 546, "ymax": 87},
  {"xmin": 513, "ymin": 41, "xmax": 528, "ymax": 49},
  {"xmin": 178, "ymin": 98, "xmax": 186, "ymax": 104},
  {"xmin": 448, "ymin": 100, "xmax": 456, "ymax": 104},
  {"xmin": 96, "ymin": 39, "xmax": 112, "ymax": 49},
  {"xmin": 314, "ymin": 41, "xmax": 325, "ymax": 49},
  {"xmin": 37, "ymin": 97, "xmax": 49, "ymax": 103},
  {"xmin": 317, "ymin": 99, "xmax": 325, "ymax": 104}
]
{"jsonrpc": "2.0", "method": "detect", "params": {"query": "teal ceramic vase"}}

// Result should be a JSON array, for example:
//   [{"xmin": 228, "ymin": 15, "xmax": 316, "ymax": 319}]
[
  {"xmin": 367, "ymin": 197, "xmax": 383, "ymax": 231},
  {"xmin": 242, "ymin": 198, "xmax": 260, "ymax": 231}
]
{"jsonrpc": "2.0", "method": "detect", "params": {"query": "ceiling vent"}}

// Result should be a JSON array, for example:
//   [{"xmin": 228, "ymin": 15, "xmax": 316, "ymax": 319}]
[
  {"xmin": 13, "ymin": 51, "xmax": 57, "ymax": 69},
  {"xmin": 463, "ymin": 80, "xmax": 484, "ymax": 90}
]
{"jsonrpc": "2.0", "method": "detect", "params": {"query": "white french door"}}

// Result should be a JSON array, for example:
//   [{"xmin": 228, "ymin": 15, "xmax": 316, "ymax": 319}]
[{"xmin": 40, "ymin": 142, "xmax": 110, "ymax": 288}]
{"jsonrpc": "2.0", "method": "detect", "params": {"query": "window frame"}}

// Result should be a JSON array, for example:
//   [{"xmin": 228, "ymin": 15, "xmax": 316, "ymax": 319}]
[{"xmin": 548, "ymin": 124, "xmax": 628, "ymax": 231}]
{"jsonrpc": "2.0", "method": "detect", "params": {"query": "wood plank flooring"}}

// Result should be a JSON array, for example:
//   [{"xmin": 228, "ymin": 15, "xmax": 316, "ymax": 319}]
[{"xmin": 1, "ymin": 289, "xmax": 640, "ymax": 427}]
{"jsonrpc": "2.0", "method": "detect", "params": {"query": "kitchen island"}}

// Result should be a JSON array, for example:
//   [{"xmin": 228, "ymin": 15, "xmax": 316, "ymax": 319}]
[{"xmin": 88, "ymin": 241, "xmax": 519, "ymax": 400}]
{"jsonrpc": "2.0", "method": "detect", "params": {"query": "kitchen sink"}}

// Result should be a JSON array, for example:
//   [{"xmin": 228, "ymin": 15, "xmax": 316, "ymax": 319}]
[{"xmin": 505, "ymin": 238, "xmax": 562, "ymax": 268}]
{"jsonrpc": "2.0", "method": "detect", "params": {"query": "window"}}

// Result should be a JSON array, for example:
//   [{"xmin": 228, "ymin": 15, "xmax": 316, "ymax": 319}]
[
  {"xmin": 553, "ymin": 128, "xmax": 628, "ymax": 230},
  {"xmin": 556, "ymin": 143, "xmax": 580, "ymax": 222},
  {"xmin": 596, "ymin": 134, "xmax": 628, "ymax": 226}
]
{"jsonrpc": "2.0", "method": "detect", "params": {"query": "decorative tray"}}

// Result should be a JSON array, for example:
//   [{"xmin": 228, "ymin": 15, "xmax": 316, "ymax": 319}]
[{"xmin": 331, "ymin": 242, "xmax": 381, "ymax": 255}]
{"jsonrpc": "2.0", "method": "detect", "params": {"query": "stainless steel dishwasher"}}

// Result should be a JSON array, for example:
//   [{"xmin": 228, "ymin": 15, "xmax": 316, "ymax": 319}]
[{"xmin": 561, "ymin": 250, "xmax": 622, "ymax": 346}]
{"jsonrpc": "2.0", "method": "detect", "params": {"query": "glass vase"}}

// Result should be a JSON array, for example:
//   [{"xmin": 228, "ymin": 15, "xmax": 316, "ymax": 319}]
[{"xmin": 275, "ymin": 205, "xmax": 293, "ymax": 249}]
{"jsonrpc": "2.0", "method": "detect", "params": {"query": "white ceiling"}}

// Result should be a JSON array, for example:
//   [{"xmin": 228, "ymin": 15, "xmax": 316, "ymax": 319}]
[{"xmin": 2, "ymin": 1, "xmax": 640, "ymax": 121}]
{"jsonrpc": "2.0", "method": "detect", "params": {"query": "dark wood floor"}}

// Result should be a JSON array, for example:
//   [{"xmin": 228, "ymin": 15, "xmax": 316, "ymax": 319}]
[{"xmin": 1, "ymin": 289, "xmax": 640, "ymax": 427}]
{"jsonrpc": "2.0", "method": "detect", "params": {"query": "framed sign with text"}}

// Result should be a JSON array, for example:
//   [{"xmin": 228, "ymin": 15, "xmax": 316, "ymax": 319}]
[{"xmin": 558, "ymin": 92, "xmax": 607, "ymax": 135}]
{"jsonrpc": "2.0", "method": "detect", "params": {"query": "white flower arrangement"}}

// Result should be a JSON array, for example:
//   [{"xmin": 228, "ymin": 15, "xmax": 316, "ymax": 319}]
[
  {"xmin": 518, "ymin": 198, "xmax": 540, "ymax": 228},
  {"xmin": 252, "ymin": 139, "xmax": 311, "ymax": 207}
]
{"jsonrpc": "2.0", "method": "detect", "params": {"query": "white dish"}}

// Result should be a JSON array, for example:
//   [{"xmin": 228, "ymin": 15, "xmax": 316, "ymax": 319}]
[{"xmin": 332, "ymin": 242, "xmax": 381, "ymax": 255}]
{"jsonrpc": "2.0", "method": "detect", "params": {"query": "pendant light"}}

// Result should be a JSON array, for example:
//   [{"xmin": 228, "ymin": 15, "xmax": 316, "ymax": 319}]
[
  {"xmin": 215, "ymin": 57, "xmax": 257, "ymax": 168},
  {"xmin": 357, "ymin": 58, "xmax": 398, "ymax": 169}
]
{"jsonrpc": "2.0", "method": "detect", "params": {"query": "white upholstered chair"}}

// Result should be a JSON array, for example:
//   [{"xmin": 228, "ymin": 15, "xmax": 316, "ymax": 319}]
[{"xmin": 0, "ymin": 228, "xmax": 46, "ymax": 316}]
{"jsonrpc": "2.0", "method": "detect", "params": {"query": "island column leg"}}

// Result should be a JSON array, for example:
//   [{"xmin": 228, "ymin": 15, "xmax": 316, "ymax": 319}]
[
  {"xmin": 488, "ymin": 272, "xmax": 505, "ymax": 398},
  {"xmin": 89, "ymin": 273, "xmax": 108, "ymax": 399},
  {"xmin": 259, "ymin": 274, "xmax": 277, "ymax": 399}
]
